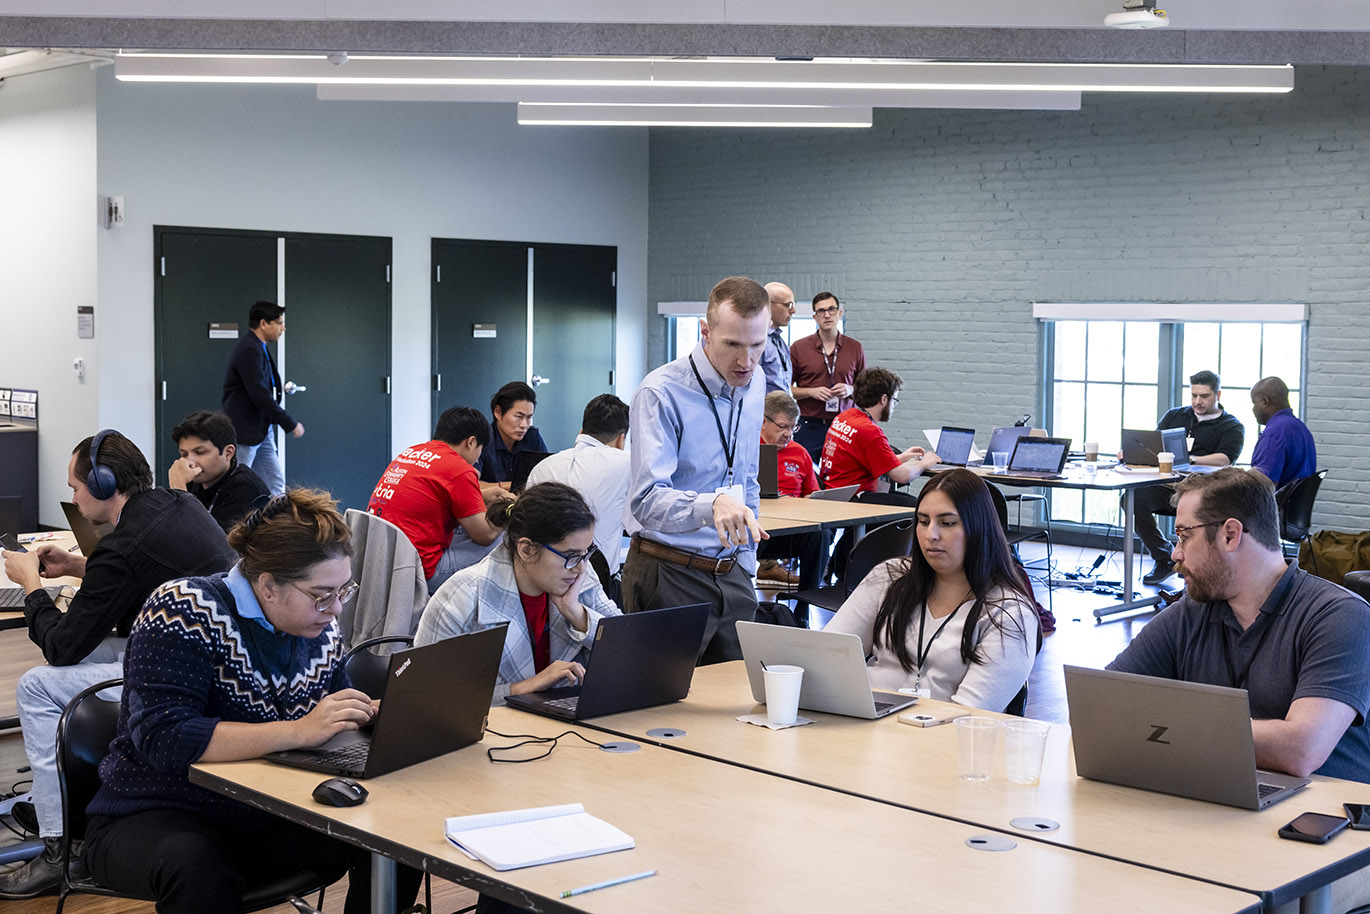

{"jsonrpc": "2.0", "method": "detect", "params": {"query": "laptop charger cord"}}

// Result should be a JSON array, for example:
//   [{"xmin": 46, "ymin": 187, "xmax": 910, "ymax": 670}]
[{"xmin": 484, "ymin": 728, "xmax": 609, "ymax": 764}]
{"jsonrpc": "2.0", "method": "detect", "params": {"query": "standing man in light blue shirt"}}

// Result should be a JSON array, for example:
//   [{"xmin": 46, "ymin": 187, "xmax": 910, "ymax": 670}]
[
  {"xmin": 622, "ymin": 276, "xmax": 771, "ymax": 663},
  {"xmin": 760, "ymin": 281, "xmax": 796, "ymax": 394}
]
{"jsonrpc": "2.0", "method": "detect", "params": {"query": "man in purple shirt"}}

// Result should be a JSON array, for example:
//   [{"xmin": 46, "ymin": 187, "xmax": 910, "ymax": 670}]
[{"xmin": 1249, "ymin": 376, "xmax": 1316, "ymax": 488}]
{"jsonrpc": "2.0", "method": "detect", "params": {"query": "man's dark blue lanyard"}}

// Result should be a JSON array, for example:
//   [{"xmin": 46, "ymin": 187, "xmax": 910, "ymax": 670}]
[
  {"xmin": 689, "ymin": 355, "xmax": 744, "ymax": 487},
  {"xmin": 771, "ymin": 330, "xmax": 789, "ymax": 373},
  {"xmin": 1221, "ymin": 570, "xmax": 1294, "ymax": 689},
  {"xmin": 260, "ymin": 339, "xmax": 280, "ymax": 399}
]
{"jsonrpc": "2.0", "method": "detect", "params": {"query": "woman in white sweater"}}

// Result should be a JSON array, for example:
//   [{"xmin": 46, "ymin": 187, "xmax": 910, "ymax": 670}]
[{"xmin": 826, "ymin": 468, "xmax": 1039, "ymax": 711}]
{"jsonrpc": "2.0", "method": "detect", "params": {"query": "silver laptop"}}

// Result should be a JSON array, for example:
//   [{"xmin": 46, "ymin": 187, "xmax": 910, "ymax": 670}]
[
  {"xmin": 808, "ymin": 484, "xmax": 860, "ymax": 502},
  {"xmin": 985, "ymin": 426, "xmax": 1033, "ymax": 463},
  {"xmin": 1006, "ymin": 437, "xmax": 1072, "ymax": 479},
  {"xmin": 1160, "ymin": 427, "xmax": 1221, "ymax": 475},
  {"xmin": 1064, "ymin": 665, "xmax": 1309, "ymax": 809},
  {"xmin": 736, "ymin": 622, "xmax": 918, "ymax": 719},
  {"xmin": 934, "ymin": 426, "xmax": 976, "ymax": 467}
]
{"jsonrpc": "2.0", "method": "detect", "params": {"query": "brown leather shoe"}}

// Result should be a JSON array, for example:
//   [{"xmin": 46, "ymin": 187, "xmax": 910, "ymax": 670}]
[{"xmin": 756, "ymin": 560, "xmax": 800, "ymax": 587}]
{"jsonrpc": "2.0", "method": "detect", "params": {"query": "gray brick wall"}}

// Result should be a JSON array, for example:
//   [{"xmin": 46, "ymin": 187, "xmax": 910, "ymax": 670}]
[{"xmin": 648, "ymin": 66, "xmax": 1369, "ymax": 534}]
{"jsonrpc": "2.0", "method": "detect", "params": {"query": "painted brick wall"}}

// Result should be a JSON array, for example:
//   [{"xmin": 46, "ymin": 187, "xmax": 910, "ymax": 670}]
[{"xmin": 648, "ymin": 66, "xmax": 1369, "ymax": 534}]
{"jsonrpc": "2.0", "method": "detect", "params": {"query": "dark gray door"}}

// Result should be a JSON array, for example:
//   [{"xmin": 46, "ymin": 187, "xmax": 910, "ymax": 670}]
[
  {"xmin": 153, "ymin": 229, "xmax": 277, "ymax": 478},
  {"xmin": 431, "ymin": 239, "xmax": 529, "ymax": 424},
  {"xmin": 530, "ymin": 243, "xmax": 617, "ymax": 448},
  {"xmin": 154, "ymin": 227, "xmax": 392, "ymax": 511},
  {"xmin": 431, "ymin": 239, "xmax": 616, "ymax": 453},
  {"xmin": 282, "ymin": 235, "xmax": 392, "ymax": 510}
]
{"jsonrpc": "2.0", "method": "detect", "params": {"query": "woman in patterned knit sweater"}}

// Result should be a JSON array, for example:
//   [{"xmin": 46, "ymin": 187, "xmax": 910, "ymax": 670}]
[{"xmin": 83, "ymin": 490, "xmax": 421, "ymax": 914}]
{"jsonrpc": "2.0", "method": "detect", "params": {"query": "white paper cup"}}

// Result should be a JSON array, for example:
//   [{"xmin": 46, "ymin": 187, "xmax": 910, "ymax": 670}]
[
  {"xmin": 955, "ymin": 716, "xmax": 1001, "ymax": 781},
  {"xmin": 1157, "ymin": 451, "xmax": 1175, "ymax": 474},
  {"xmin": 1002, "ymin": 719, "xmax": 1051, "ymax": 785},
  {"xmin": 763, "ymin": 665, "xmax": 804, "ymax": 726},
  {"xmin": 1084, "ymin": 441, "xmax": 1099, "ymax": 462},
  {"xmin": 990, "ymin": 451, "xmax": 1009, "ymax": 473}
]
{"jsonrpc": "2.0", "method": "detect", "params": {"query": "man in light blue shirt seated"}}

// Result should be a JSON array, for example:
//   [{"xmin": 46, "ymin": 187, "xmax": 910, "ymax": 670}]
[
  {"xmin": 622, "ymin": 276, "xmax": 771, "ymax": 663},
  {"xmin": 1249, "ymin": 376, "xmax": 1316, "ymax": 489}
]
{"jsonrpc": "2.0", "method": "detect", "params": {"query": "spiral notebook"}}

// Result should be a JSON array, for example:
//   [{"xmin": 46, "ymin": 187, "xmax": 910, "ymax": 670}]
[{"xmin": 444, "ymin": 803, "xmax": 634, "ymax": 871}]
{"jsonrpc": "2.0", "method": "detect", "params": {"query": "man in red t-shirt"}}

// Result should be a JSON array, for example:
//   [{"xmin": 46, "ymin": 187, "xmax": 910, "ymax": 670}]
[
  {"xmin": 368, "ymin": 406, "xmax": 508, "ymax": 594},
  {"xmin": 820, "ymin": 367, "xmax": 940, "ymax": 493},
  {"xmin": 756, "ymin": 392, "xmax": 828, "ymax": 589}
]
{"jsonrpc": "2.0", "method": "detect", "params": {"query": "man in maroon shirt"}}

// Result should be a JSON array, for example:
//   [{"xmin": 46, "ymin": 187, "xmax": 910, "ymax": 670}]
[{"xmin": 789, "ymin": 292, "xmax": 866, "ymax": 462}]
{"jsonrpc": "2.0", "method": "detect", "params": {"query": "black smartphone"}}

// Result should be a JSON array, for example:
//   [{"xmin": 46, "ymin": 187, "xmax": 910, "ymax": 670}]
[
  {"xmin": 1344, "ymin": 804, "xmax": 1370, "ymax": 830},
  {"xmin": 1278, "ymin": 812, "xmax": 1350, "ymax": 844},
  {"xmin": 0, "ymin": 533, "xmax": 26, "ymax": 553}
]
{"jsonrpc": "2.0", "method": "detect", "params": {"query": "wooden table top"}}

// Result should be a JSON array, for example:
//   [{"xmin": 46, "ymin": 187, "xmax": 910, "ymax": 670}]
[
  {"xmin": 563, "ymin": 661, "xmax": 1370, "ymax": 909},
  {"xmin": 192, "ymin": 708, "xmax": 1258, "ymax": 914},
  {"xmin": 757, "ymin": 496, "xmax": 917, "ymax": 529}
]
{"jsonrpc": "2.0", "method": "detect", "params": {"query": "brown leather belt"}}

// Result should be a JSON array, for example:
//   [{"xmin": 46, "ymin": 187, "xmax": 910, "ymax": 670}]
[{"xmin": 631, "ymin": 536, "xmax": 736, "ymax": 575}]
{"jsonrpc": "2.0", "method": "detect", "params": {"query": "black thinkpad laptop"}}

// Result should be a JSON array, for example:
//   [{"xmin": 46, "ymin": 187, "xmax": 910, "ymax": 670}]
[
  {"xmin": 265, "ymin": 625, "xmax": 505, "ymax": 778},
  {"xmin": 505, "ymin": 604, "xmax": 709, "ymax": 721}
]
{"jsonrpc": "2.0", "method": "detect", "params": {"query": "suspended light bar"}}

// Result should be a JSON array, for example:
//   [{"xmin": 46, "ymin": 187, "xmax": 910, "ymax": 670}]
[
  {"xmin": 318, "ymin": 83, "xmax": 1083, "ymax": 111},
  {"xmin": 516, "ymin": 103, "xmax": 874, "ymax": 128},
  {"xmin": 115, "ymin": 53, "xmax": 1294, "ymax": 94}
]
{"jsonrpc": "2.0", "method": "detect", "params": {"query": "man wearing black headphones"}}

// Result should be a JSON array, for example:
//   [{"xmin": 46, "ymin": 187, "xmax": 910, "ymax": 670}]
[{"xmin": 0, "ymin": 430, "xmax": 235, "ymax": 898}]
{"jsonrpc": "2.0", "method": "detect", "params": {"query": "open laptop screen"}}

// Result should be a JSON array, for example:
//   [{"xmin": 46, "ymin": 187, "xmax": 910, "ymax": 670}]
[
  {"xmin": 1009, "ymin": 438, "xmax": 1069, "ymax": 474},
  {"xmin": 935, "ymin": 427, "xmax": 975, "ymax": 466}
]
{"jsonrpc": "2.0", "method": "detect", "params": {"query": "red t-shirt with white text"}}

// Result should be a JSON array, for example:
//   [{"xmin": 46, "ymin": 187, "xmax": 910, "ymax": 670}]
[
  {"xmin": 764, "ymin": 437, "xmax": 819, "ymax": 497},
  {"xmin": 819, "ymin": 407, "xmax": 900, "ymax": 493},
  {"xmin": 367, "ymin": 440, "xmax": 484, "ymax": 578}
]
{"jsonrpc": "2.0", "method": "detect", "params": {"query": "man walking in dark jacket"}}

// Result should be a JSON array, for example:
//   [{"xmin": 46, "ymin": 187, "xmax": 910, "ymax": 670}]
[{"xmin": 222, "ymin": 300, "xmax": 303, "ymax": 494}]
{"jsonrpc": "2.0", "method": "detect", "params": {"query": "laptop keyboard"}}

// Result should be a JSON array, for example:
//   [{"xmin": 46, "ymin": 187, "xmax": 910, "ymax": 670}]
[
  {"xmin": 310, "ymin": 741, "xmax": 371, "ymax": 768},
  {"xmin": 1257, "ymin": 782, "xmax": 1283, "ymax": 799},
  {"xmin": 0, "ymin": 586, "xmax": 63, "ymax": 609},
  {"xmin": 544, "ymin": 696, "xmax": 580, "ymax": 712}
]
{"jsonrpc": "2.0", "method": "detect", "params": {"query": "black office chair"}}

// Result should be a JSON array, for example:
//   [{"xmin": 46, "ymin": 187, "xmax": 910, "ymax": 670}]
[
  {"xmin": 54, "ymin": 679, "xmax": 333, "ymax": 914},
  {"xmin": 791, "ymin": 518, "xmax": 916, "ymax": 621},
  {"xmin": 1001, "ymin": 620, "xmax": 1046, "ymax": 717},
  {"xmin": 987, "ymin": 484, "xmax": 1053, "ymax": 618},
  {"xmin": 1275, "ymin": 470, "xmax": 1326, "ymax": 567},
  {"xmin": 342, "ymin": 634, "xmax": 416, "ymax": 699},
  {"xmin": 1344, "ymin": 571, "xmax": 1370, "ymax": 603}
]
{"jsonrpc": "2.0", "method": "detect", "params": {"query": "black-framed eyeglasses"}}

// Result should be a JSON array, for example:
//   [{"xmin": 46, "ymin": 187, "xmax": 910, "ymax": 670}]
[
  {"xmin": 764, "ymin": 415, "xmax": 796, "ymax": 434},
  {"xmin": 291, "ymin": 580, "xmax": 358, "ymax": 612},
  {"xmin": 541, "ymin": 542, "xmax": 600, "ymax": 570},
  {"xmin": 813, "ymin": 306, "xmax": 840, "ymax": 316},
  {"xmin": 1171, "ymin": 521, "xmax": 1226, "ymax": 549}
]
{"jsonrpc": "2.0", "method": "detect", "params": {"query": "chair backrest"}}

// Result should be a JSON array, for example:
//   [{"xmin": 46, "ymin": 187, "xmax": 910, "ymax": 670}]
[
  {"xmin": 343, "ymin": 635, "xmax": 415, "ymax": 700},
  {"xmin": 844, "ymin": 518, "xmax": 916, "ymax": 595},
  {"xmin": 1277, "ymin": 470, "xmax": 1326, "ymax": 541},
  {"xmin": 341, "ymin": 508, "xmax": 428, "ymax": 645},
  {"xmin": 1344, "ymin": 571, "xmax": 1370, "ymax": 604},
  {"xmin": 56, "ymin": 678, "xmax": 122, "ymax": 844},
  {"xmin": 589, "ymin": 548, "xmax": 613, "ymax": 593},
  {"xmin": 986, "ymin": 484, "xmax": 1010, "ymax": 532}
]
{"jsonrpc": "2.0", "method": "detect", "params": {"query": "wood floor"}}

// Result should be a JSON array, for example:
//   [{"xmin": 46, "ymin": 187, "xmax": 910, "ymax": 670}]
[{"xmin": 0, "ymin": 539, "xmax": 1159, "ymax": 913}]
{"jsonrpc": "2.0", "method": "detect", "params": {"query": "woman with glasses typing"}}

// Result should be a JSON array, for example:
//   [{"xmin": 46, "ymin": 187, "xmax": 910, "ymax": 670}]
[
  {"xmin": 84, "ymin": 490, "xmax": 421, "ymax": 914},
  {"xmin": 416, "ymin": 481, "xmax": 621, "ymax": 704},
  {"xmin": 825, "ymin": 469, "xmax": 1039, "ymax": 712}
]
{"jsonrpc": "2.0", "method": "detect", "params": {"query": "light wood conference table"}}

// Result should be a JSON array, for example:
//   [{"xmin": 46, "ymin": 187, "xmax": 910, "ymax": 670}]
[
  {"xmin": 565, "ymin": 662, "xmax": 1370, "ymax": 914},
  {"xmin": 0, "ymin": 530, "xmax": 81, "ymax": 632},
  {"xmin": 191, "ymin": 708, "xmax": 1260, "ymax": 914},
  {"xmin": 939, "ymin": 462, "xmax": 1180, "ymax": 621}
]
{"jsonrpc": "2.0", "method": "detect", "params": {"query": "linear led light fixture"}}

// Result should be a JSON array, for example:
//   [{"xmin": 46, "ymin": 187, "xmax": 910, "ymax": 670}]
[
  {"xmin": 319, "ymin": 84, "xmax": 1082, "ymax": 111},
  {"xmin": 115, "ymin": 53, "xmax": 1295, "ymax": 94},
  {"xmin": 517, "ymin": 103, "xmax": 873, "ymax": 128}
]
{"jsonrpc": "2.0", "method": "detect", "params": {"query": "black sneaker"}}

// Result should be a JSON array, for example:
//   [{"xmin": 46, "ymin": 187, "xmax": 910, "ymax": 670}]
[
  {"xmin": 9, "ymin": 800, "xmax": 37, "ymax": 835},
  {"xmin": 1142, "ymin": 560, "xmax": 1176, "ymax": 586}
]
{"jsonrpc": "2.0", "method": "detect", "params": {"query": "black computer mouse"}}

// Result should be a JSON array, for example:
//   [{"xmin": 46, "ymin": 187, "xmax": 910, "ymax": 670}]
[{"xmin": 312, "ymin": 776, "xmax": 368, "ymax": 807}]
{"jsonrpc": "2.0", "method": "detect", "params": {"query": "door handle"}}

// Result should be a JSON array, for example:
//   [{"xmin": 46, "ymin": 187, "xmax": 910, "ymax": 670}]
[
  {"xmin": 531, "ymin": 375, "xmax": 551, "ymax": 387},
  {"xmin": 284, "ymin": 381, "xmax": 307, "ymax": 395}
]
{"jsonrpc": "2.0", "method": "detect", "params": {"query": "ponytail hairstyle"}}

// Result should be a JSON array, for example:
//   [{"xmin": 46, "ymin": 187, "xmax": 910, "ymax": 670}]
[
  {"xmin": 488, "ymin": 482, "xmax": 595, "ymax": 564},
  {"xmin": 227, "ymin": 489, "xmax": 352, "ymax": 584}
]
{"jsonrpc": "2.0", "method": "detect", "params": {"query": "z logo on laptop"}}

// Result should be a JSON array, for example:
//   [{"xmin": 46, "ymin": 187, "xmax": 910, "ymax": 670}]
[{"xmin": 1146, "ymin": 725, "xmax": 1171, "ymax": 744}]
